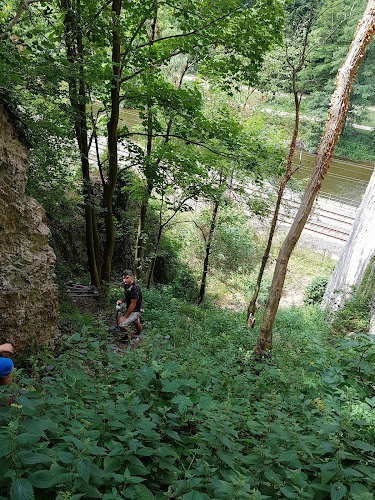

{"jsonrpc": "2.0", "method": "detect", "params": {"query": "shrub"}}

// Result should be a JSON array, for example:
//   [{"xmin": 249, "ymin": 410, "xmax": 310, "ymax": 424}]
[{"xmin": 303, "ymin": 275, "xmax": 329, "ymax": 305}]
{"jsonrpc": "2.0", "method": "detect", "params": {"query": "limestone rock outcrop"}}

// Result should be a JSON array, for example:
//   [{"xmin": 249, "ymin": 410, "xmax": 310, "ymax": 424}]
[
  {"xmin": 322, "ymin": 168, "xmax": 375, "ymax": 311},
  {"xmin": 0, "ymin": 99, "xmax": 59, "ymax": 350}
]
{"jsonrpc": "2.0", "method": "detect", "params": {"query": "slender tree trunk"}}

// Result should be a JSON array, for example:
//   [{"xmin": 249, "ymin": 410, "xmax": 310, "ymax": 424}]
[
  {"xmin": 144, "ymin": 62, "xmax": 190, "ymax": 286},
  {"xmin": 247, "ymin": 0, "xmax": 319, "ymax": 327},
  {"xmin": 147, "ymin": 225, "xmax": 162, "ymax": 289},
  {"xmin": 247, "ymin": 74, "xmax": 300, "ymax": 327},
  {"xmin": 62, "ymin": 0, "xmax": 100, "ymax": 288},
  {"xmin": 255, "ymin": 0, "xmax": 375, "ymax": 357},
  {"xmin": 197, "ymin": 201, "xmax": 219, "ymax": 305},
  {"xmin": 101, "ymin": 0, "xmax": 122, "ymax": 282},
  {"xmin": 134, "ymin": 104, "xmax": 154, "ymax": 280},
  {"xmin": 134, "ymin": 13, "xmax": 157, "ymax": 280},
  {"xmin": 135, "ymin": 54, "xmax": 189, "ymax": 280}
]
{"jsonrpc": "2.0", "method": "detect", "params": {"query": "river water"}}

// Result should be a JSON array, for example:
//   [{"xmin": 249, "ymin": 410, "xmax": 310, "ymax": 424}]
[
  {"xmin": 116, "ymin": 107, "xmax": 374, "ymax": 207},
  {"xmin": 293, "ymin": 150, "xmax": 374, "ymax": 207}
]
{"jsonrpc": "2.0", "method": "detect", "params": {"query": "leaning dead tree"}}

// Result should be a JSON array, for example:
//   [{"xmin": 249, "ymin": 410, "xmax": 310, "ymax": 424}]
[
  {"xmin": 246, "ymin": 1, "xmax": 316, "ymax": 327},
  {"xmin": 254, "ymin": 0, "xmax": 375, "ymax": 357},
  {"xmin": 246, "ymin": 0, "xmax": 354, "ymax": 328}
]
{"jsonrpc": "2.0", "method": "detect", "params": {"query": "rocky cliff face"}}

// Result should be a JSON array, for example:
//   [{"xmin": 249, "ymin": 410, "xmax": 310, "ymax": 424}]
[
  {"xmin": 0, "ymin": 100, "xmax": 59, "ymax": 350},
  {"xmin": 322, "ymin": 168, "xmax": 375, "ymax": 312}
]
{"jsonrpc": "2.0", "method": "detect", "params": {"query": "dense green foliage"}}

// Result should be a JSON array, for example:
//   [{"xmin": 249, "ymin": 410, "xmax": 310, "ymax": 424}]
[
  {"xmin": 1, "ymin": 1, "xmax": 374, "ymax": 496},
  {"xmin": 2, "ymin": 289, "xmax": 375, "ymax": 499},
  {"xmin": 303, "ymin": 276, "xmax": 329, "ymax": 305}
]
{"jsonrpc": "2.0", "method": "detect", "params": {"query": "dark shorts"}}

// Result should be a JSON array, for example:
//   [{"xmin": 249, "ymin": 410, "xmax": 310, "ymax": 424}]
[{"xmin": 0, "ymin": 358, "xmax": 13, "ymax": 378}]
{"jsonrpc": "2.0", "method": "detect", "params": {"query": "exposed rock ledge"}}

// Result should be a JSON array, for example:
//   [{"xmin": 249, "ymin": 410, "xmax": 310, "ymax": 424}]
[{"xmin": 0, "ymin": 99, "xmax": 59, "ymax": 351}]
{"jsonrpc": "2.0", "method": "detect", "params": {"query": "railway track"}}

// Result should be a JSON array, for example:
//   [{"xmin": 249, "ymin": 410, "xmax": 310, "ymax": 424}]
[
  {"xmin": 88, "ymin": 138, "xmax": 357, "ymax": 244},
  {"xmin": 278, "ymin": 210, "xmax": 351, "ymax": 242}
]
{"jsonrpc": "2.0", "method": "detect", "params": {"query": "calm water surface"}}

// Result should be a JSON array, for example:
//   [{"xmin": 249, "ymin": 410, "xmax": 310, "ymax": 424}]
[{"xmin": 293, "ymin": 150, "xmax": 374, "ymax": 206}]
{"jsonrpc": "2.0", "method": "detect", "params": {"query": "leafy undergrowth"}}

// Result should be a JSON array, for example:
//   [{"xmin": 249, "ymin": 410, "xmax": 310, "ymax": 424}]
[{"xmin": 1, "ymin": 286, "xmax": 375, "ymax": 499}]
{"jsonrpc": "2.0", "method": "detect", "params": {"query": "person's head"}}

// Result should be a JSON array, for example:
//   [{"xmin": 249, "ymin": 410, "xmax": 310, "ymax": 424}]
[{"xmin": 122, "ymin": 269, "xmax": 134, "ymax": 286}]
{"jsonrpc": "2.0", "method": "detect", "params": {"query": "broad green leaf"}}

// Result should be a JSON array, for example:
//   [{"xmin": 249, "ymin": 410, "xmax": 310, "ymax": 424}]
[
  {"xmin": 251, "ymin": 490, "xmax": 271, "ymax": 499},
  {"xmin": 264, "ymin": 469, "xmax": 282, "ymax": 486},
  {"xmin": 22, "ymin": 419, "xmax": 54, "ymax": 436},
  {"xmin": 136, "ymin": 447, "xmax": 155, "ymax": 456},
  {"xmin": 132, "ymin": 484, "xmax": 154, "ymax": 500},
  {"xmin": 278, "ymin": 449, "xmax": 301, "ymax": 467},
  {"xmin": 342, "ymin": 467, "xmax": 363, "ymax": 478},
  {"xmin": 10, "ymin": 479, "xmax": 34, "ymax": 500},
  {"xmin": 183, "ymin": 491, "xmax": 207, "ymax": 500},
  {"xmin": 77, "ymin": 459, "xmax": 90, "ymax": 484},
  {"xmin": 104, "ymin": 456, "xmax": 123, "ymax": 473},
  {"xmin": 75, "ymin": 481, "xmax": 101, "ymax": 498},
  {"xmin": 315, "ymin": 441, "xmax": 334, "ymax": 454},
  {"xmin": 240, "ymin": 454, "xmax": 259, "ymax": 465},
  {"xmin": 161, "ymin": 380, "xmax": 181, "ymax": 392},
  {"xmin": 165, "ymin": 429, "xmax": 183, "ymax": 441},
  {"xmin": 171, "ymin": 395, "xmax": 193, "ymax": 413},
  {"xmin": 0, "ymin": 436, "xmax": 11, "ymax": 458},
  {"xmin": 50, "ymin": 472, "xmax": 73, "ymax": 486},
  {"xmin": 57, "ymin": 451, "xmax": 75, "ymax": 463},
  {"xmin": 279, "ymin": 486, "xmax": 298, "ymax": 499},
  {"xmin": 350, "ymin": 483, "xmax": 373, "ymax": 500},
  {"xmin": 136, "ymin": 366, "xmax": 155, "ymax": 383},
  {"xmin": 353, "ymin": 463, "xmax": 375, "ymax": 480},
  {"xmin": 331, "ymin": 482, "xmax": 347, "ymax": 500},
  {"xmin": 17, "ymin": 396, "xmax": 41, "ymax": 409},
  {"xmin": 28, "ymin": 470, "xmax": 52, "ymax": 489},
  {"xmin": 217, "ymin": 450, "xmax": 236, "ymax": 470},
  {"xmin": 352, "ymin": 440, "xmax": 375, "ymax": 453},
  {"xmin": 18, "ymin": 451, "xmax": 52, "ymax": 465},
  {"xmin": 16, "ymin": 434, "xmax": 41, "ymax": 446},
  {"xmin": 321, "ymin": 470, "xmax": 336, "ymax": 484}
]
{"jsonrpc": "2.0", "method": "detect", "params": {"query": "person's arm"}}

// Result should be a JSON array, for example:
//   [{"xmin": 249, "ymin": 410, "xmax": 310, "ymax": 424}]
[
  {"xmin": 116, "ymin": 294, "xmax": 126, "ymax": 305},
  {"xmin": 0, "ymin": 343, "xmax": 14, "ymax": 354}
]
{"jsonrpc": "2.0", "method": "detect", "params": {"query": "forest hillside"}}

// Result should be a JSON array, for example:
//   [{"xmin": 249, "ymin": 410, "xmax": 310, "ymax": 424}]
[{"xmin": 1, "ymin": 0, "xmax": 375, "ymax": 498}]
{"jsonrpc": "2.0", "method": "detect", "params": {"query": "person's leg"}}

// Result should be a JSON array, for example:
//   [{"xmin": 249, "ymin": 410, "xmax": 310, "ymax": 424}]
[
  {"xmin": 134, "ymin": 321, "xmax": 142, "ymax": 335},
  {"xmin": 118, "ymin": 312, "xmax": 141, "ymax": 337},
  {"xmin": 0, "ymin": 371, "xmax": 13, "ymax": 386}
]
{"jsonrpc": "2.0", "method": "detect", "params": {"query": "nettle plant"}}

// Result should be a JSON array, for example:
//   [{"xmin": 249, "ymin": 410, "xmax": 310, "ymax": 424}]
[{"xmin": 2, "ymin": 297, "xmax": 375, "ymax": 499}]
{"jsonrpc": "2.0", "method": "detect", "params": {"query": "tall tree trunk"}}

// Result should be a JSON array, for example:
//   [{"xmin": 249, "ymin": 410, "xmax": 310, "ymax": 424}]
[
  {"xmin": 101, "ymin": 0, "xmax": 122, "ymax": 282},
  {"xmin": 147, "ymin": 224, "xmax": 162, "ymax": 290},
  {"xmin": 255, "ymin": 0, "xmax": 375, "ymax": 357},
  {"xmin": 247, "ymin": 76, "xmax": 300, "ymax": 327},
  {"xmin": 197, "ymin": 201, "xmax": 219, "ymax": 305},
  {"xmin": 62, "ymin": 0, "xmax": 100, "ymax": 288},
  {"xmin": 134, "ymin": 103, "xmax": 154, "ymax": 280},
  {"xmin": 247, "ymin": 0, "xmax": 318, "ymax": 327},
  {"xmin": 134, "ymin": 13, "xmax": 157, "ymax": 280},
  {"xmin": 140, "ymin": 55, "xmax": 189, "ymax": 290}
]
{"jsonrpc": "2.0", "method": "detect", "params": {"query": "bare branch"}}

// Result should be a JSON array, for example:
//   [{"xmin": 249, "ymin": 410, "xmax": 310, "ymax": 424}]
[
  {"xmin": 0, "ymin": 0, "xmax": 40, "ymax": 39},
  {"xmin": 129, "ymin": 7, "xmax": 239, "ymax": 52},
  {"xmin": 118, "ymin": 131, "xmax": 241, "ymax": 159},
  {"xmin": 120, "ymin": 48, "xmax": 185, "ymax": 82},
  {"xmin": 172, "ymin": 220, "xmax": 207, "ymax": 242}
]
